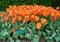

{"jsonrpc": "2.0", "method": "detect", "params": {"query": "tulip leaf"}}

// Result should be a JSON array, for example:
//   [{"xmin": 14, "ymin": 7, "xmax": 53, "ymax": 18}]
[
  {"xmin": 9, "ymin": 37, "xmax": 14, "ymax": 42},
  {"xmin": 55, "ymin": 34, "xmax": 60, "ymax": 42},
  {"xmin": 29, "ymin": 21, "xmax": 36, "ymax": 30},
  {"xmin": 31, "ymin": 35, "xmax": 39, "ymax": 42},
  {"xmin": 52, "ymin": 32, "xmax": 56, "ymax": 37},
  {"xmin": 0, "ymin": 33, "xmax": 4, "ymax": 39},
  {"xmin": 13, "ymin": 32, "xmax": 18, "ymax": 38},
  {"xmin": 25, "ymin": 33, "xmax": 32, "ymax": 39},
  {"xmin": 46, "ymin": 29, "xmax": 51, "ymax": 35},
  {"xmin": 46, "ymin": 39, "xmax": 54, "ymax": 42},
  {"xmin": 27, "ymin": 27, "xmax": 33, "ymax": 34},
  {"xmin": 16, "ymin": 39, "xmax": 21, "ymax": 42}
]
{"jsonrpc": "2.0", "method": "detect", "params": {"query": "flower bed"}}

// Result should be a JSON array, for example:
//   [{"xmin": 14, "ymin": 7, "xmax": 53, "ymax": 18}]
[{"xmin": 0, "ymin": 4, "xmax": 60, "ymax": 42}]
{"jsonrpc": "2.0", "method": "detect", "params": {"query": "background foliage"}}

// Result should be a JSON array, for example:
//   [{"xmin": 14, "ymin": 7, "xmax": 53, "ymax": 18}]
[{"xmin": 0, "ymin": 0, "xmax": 60, "ymax": 11}]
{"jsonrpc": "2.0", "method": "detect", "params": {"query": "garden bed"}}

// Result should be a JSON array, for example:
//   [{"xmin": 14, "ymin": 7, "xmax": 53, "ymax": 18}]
[{"xmin": 0, "ymin": 5, "xmax": 60, "ymax": 42}]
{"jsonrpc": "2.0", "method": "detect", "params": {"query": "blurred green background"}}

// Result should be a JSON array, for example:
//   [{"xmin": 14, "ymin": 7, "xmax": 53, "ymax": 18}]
[{"xmin": 0, "ymin": 0, "xmax": 60, "ymax": 11}]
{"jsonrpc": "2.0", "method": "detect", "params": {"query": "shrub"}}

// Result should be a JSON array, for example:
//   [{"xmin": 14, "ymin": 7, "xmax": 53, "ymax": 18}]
[{"xmin": 0, "ymin": 0, "xmax": 60, "ymax": 11}]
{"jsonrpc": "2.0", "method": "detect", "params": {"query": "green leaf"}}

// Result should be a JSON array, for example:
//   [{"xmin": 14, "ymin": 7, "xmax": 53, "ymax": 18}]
[
  {"xmin": 19, "ymin": 22, "xmax": 24, "ymax": 26},
  {"xmin": 43, "ymin": 32, "xmax": 47, "ymax": 37},
  {"xmin": 0, "ymin": 33, "xmax": 4, "ymax": 39},
  {"xmin": 46, "ymin": 29, "xmax": 51, "ymax": 35},
  {"xmin": 7, "ymin": 28, "xmax": 12, "ymax": 33},
  {"xmin": 56, "ymin": 18, "xmax": 60, "ymax": 22},
  {"xmin": 45, "ymin": 36, "xmax": 53, "ymax": 40},
  {"xmin": 31, "ymin": 35, "xmax": 39, "ymax": 42},
  {"xmin": 29, "ymin": 21, "xmax": 36, "ymax": 30},
  {"xmin": 18, "ymin": 34, "xmax": 25, "ymax": 38},
  {"xmin": 2, "ymin": 29, "xmax": 9, "ymax": 36},
  {"xmin": 56, "ymin": 22, "xmax": 60, "ymax": 31},
  {"xmin": 27, "ymin": 27, "xmax": 33, "ymax": 34},
  {"xmin": 8, "ymin": 24, "xmax": 12, "ymax": 28},
  {"xmin": 56, "ymin": 30, "xmax": 59, "ymax": 34},
  {"xmin": 24, "ymin": 23, "xmax": 28, "ymax": 27},
  {"xmin": 46, "ymin": 39, "xmax": 54, "ymax": 42},
  {"xmin": 55, "ymin": 35, "xmax": 60, "ymax": 42},
  {"xmin": 50, "ymin": 23, "xmax": 55, "ymax": 31},
  {"xmin": 37, "ymin": 31, "xmax": 42, "ymax": 36},
  {"xmin": 16, "ymin": 39, "xmax": 21, "ymax": 42},
  {"xmin": 13, "ymin": 32, "xmax": 18, "ymax": 38},
  {"xmin": 2, "ymin": 23, "xmax": 6, "ymax": 28},
  {"xmin": 52, "ymin": 32, "xmax": 56, "ymax": 37},
  {"xmin": 2, "ymin": 22, "xmax": 9, "ymax": 29},
  {"xmin": 42, "ymin": 22, "xmax": 48, "ymax": 29},
  {"xmin": 25, "ymin": 33, "xmax": 32, "ymax": 39},
  {"xmin": 13, "ymin": 22, "xmax": 18, "ymax": 28},
  {"xmin": 9, "ymin": 37, "xmax": 14, "ymax": 42}
]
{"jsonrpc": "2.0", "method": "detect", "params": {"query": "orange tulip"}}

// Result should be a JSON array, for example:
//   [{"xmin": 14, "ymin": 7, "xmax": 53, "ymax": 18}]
[
  {"xmin": 58, "ymin": 13, "xmax": 60, "ymax": 18},
  {"xmin": 53, "ymin": 16, "xmax": 57, "ymax": 21},
  {"xmin": 53, "ymin": 14, "xmax": 57, "ymax": 21},
  {"xmin": 9, "ymin": 6, "xmax": 13, "ymax": 10},
  {"xmin": 34, "ymin": 16, "xmax": 39, "ymax": 22},
  {"xmin": 23, "ymin": 15, "xmax": 29, "ymax": 23},
  {"xmin": 12, "ymin": 28, "xmax": 17, "ymax": 32},
  {"xmin": 11, "ymin": 17, "xmax": 16, "ymax": 24},
  {"xmin": 3, "ymin": 5, "xmax": 60, "ymax": 23},
  {"xmin": 43, "ymin": 10, "xmax": 49, "ymax": 17},
  {"xmin": 50, "ymin": 13, "xmax": 55, "ymax": 17},
  {"xmin": 17, "ymin": 16, "xmax": 22, "ymax": 22},
  {"xmin": 5, "ymin": 17, "xmax": 9, "ymax": 21},
  {"xmin": 1, "ymin": 13, "xmax": 6, "ymax": 17},
  {"xmin": 30, "ymin": 15, "xmax": 35, "ymax": 21},
  {"xmin": 41, "ymin": 19, "xmax": 47, "ymax": 25},
  {"xmin": 9, "ymin": 12, "xmax": 15, "ymax": 18},
  {"xmin": 11, "ymin": 20, "xmax": 15, "ymax": 24},
  {"xmin": 12, "ymin": 17, "xmax": 16, "ymax": 21},
  {"xmin": 36, "ymin": 22, "xmax": 42, "ymax": 30}
]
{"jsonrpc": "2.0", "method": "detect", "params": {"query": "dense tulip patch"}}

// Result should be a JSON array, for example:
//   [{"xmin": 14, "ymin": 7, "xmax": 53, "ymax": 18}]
[{"xmin": 0, "ymin": 5, "xmax": 60, "ymax": 42}]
